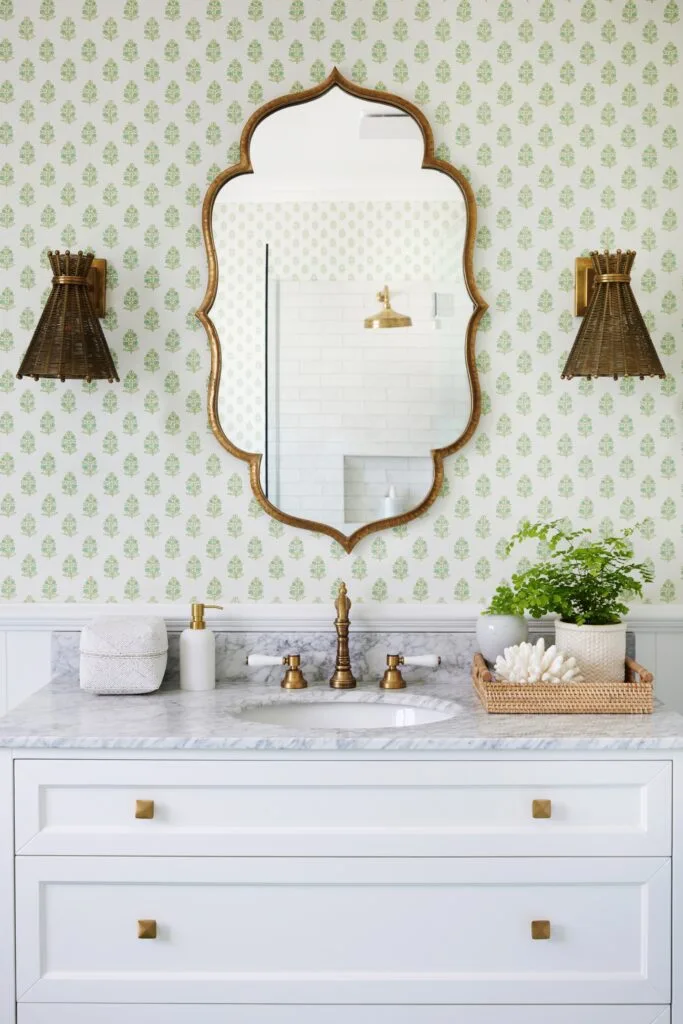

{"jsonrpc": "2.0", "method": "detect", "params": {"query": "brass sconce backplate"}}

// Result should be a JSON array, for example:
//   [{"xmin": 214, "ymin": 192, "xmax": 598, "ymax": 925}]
[
  {"xmin": 574, "ymin": 256, "xmax": 595, "ymax": 317},
  {"xmin": 87, "ymin": 258, "xmax": 107, "ymax": 318}
]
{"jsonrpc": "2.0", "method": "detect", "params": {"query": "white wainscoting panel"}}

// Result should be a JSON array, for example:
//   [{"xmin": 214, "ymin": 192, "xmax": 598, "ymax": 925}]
[
  {"xmin": 5, "ymin": 630, "xmax": 52, "ymax": 715},
  {"xmin": 0, "ymin": 749, "xmax": 15, "ymax": 1023},
  {"xmin": 649, "ymin": 630, "xmax": 683, "ymax": 711},
  {"xmin": 0, "ymin": 630, "xmax": 6, "ymax": 718}
]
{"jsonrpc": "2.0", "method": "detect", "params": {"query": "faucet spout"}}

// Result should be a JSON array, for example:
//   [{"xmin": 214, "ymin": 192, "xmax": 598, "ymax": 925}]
[{"xmin": 329, "ymin": 581, "xmax": 357, "ymax": 689}]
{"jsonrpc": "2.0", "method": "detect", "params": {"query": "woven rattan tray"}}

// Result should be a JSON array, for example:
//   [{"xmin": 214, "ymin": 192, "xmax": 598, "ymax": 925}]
[{"xmin": 472, "ymin": 652, "xmax": 653, "ymax": 715}]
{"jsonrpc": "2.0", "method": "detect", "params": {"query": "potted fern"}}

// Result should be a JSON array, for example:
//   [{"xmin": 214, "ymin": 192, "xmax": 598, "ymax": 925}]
[{"xmin": 486, "ymin": 521, "xmax": 653, "ymax": 684}]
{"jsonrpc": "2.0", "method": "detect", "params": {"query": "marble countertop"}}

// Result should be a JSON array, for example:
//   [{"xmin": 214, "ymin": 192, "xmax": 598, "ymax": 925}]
[{"xmin": 1, "ymin": 672, "xmax": 683, "ymax": 750}]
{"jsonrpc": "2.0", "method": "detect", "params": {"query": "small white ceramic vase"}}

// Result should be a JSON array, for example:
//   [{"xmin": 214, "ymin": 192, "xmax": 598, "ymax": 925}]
[
  {"xmin": 554, "ymin": 620, "xmax": 626, "ymax": 685},
  {"xmin": 476, "ymin": 614, "xmax": 528, "ymax": 665}
]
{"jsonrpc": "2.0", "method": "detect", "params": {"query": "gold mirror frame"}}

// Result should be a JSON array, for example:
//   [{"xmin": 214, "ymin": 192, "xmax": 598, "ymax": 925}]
[{"xmin": 197, "ymin": 68, "xmax": 488, "ymax": 553}]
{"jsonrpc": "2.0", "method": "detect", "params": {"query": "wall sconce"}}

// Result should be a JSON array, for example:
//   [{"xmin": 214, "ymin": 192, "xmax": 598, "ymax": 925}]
[
  {"xmin": 562, "ymin": 250, "xmax": 665, "ymax": 381},
  {"xmin": 16, "ymin": 250, "xmax": 118, "ymax": 383},
  {"xmin": 364, "ymin": 285, "xmax": 412, "ymax": 329}
]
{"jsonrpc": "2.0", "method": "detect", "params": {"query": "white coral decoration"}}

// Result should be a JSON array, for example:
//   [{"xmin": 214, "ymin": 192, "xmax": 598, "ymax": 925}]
[{"xmin": 494, "ymin": 638, "xmax": 584, "ymax": 685}]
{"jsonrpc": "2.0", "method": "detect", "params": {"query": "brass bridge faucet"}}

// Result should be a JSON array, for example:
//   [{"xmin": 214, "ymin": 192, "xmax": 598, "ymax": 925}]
[{"xmin": 330, "ymin": 581, "xmax": 357, "ymax": 689}]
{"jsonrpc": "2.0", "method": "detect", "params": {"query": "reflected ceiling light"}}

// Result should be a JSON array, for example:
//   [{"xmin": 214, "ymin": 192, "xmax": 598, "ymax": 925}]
[
  {"xmin": 562, "ymin": 249, "xmax": 665, "ymax": 381},
  {"xmin": 16, "ymin": 250, "xmax": 118, "ymax": 383},
  {"xmin": 363, "ymin": 286, "xmax": 412, "ymax": 329}
]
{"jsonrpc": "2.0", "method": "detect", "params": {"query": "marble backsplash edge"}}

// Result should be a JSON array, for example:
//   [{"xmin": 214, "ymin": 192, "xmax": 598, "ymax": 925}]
[{"xmin": 53, "ymin": 629, "xmax": 635, "ymax": 689}]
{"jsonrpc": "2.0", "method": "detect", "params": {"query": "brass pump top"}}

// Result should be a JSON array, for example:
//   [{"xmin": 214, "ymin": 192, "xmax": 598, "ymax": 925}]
[{"xmin": 190, "ymin": 602, "xmax": 223, "ymax": 629}]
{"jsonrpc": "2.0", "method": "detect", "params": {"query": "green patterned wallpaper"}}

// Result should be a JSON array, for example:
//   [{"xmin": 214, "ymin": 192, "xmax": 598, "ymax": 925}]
[{"xmin": 0, "ymin": 0, "xmax": 680, "ymax": 605}]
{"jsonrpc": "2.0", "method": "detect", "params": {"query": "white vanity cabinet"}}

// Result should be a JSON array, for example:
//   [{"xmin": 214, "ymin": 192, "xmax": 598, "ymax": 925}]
[{"xmin": 1, "ymin": 751, "xmax": 679, "ymax": 1024}]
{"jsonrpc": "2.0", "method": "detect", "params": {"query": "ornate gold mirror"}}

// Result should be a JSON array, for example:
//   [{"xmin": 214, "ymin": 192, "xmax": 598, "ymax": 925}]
[{"xmin": 198, "ymin": 69, "xmax": 487, "ymax": 552}]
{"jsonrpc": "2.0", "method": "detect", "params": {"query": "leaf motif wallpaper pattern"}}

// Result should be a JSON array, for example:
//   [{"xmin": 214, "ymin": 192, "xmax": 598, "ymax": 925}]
[{"xmin": 0, "ymin": 0, "xmax": 680, "ymax": 605}]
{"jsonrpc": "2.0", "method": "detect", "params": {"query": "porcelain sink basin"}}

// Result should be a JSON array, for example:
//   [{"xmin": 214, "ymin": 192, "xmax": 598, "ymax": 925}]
[{"xmin": 234, "ymin": 697, "xmax": 457, "ymax": 730}]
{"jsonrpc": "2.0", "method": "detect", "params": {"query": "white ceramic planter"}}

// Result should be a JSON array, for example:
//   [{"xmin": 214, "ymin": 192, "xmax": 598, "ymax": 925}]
[
  {"xmin": 476, "ymin": 614, "xmax": 528, "ymax": 665},
  {"xmin": 554, "ymin": 620, "xmax": 626, "ymax": 685}
]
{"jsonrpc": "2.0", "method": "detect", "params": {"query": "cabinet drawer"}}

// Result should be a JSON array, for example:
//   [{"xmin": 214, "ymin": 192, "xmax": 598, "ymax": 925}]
[
  {"xmin": 14, "ymin": 758, "xmax": 672, "ymax": 857},
  {"xmin": 16, "ymin": 856, "xmax": 670, "ymax": 1005},
  {"xmin": 16, "ymin": 1006, "xmax": 672, "ymax": 1024}
]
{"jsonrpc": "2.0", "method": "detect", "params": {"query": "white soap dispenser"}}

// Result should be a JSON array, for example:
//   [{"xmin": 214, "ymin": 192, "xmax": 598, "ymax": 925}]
[
  {"xmin": 179, "ymin": 602, "xmax": 223, "ymax": 691},
  {"xmin": 384, "ymin": 484, "xmax": 401, "ymax": 519}
]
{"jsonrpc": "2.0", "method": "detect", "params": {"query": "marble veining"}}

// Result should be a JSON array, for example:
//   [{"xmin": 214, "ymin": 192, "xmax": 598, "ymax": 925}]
[
  {"xmin": 51, "ymin": 629, "xmax": 485, "ymax": 688},
  {"xmin": 55, "ymin": 628, "xmax": 636, "ymax": 689},
  {"xmin": 1, "ymin": 666, "xmax": 682, "ymax": 751}
]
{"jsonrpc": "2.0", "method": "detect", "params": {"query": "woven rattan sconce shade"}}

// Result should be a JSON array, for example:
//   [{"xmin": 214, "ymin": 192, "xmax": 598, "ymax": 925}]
[
  {"xmin": 561, "ymin": 250, "xmax": 665, "ymax": 381},
  {"xmin": 16, "ymin": 250, "xmax": 118, "ymax": 383}
]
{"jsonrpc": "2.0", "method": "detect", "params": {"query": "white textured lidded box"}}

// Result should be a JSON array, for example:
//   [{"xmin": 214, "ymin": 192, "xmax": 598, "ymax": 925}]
[{"xmin": 80, "ymin": 616, "xmax": 168, "ymax": 695}]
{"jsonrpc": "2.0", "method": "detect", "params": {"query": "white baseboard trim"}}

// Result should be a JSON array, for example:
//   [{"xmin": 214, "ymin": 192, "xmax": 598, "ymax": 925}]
[{"xmin": 0, "ymin": 603, "xmax": 680, "ymax": 633}]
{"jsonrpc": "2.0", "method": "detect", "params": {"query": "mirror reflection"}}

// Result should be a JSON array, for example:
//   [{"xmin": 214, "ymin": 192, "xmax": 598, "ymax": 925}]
[{"xmin": 211, "ymin": 86, "xmax": 475, "ymax": 534}]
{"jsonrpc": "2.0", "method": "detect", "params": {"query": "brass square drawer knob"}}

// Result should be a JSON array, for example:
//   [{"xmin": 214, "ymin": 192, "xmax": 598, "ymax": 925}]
[
  {"xmin": 137, "ymin": 919, "xmax": 157, "ymax": 940},
  {"xmin": 531, "ymin": 920, "xmax": 551, "ymax": 940},
  {"xmin": 135, "ymin": 799, "xmax": 155, "ymax": 819},
  {"xmin": 532, "ymin": 799, "xmax": 552, "ymax": 819}
]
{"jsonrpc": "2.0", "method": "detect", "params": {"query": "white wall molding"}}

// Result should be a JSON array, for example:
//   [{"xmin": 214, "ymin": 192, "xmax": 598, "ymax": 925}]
[{"xmin": 0, "ymin": 603, "xmax": 680, "ymax": 634}]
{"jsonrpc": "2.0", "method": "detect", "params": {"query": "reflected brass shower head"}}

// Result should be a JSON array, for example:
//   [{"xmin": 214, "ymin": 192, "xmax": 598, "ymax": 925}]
[{"xmin": 364, "ymin": 285, "xmax": 412, "ymax": 329}]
